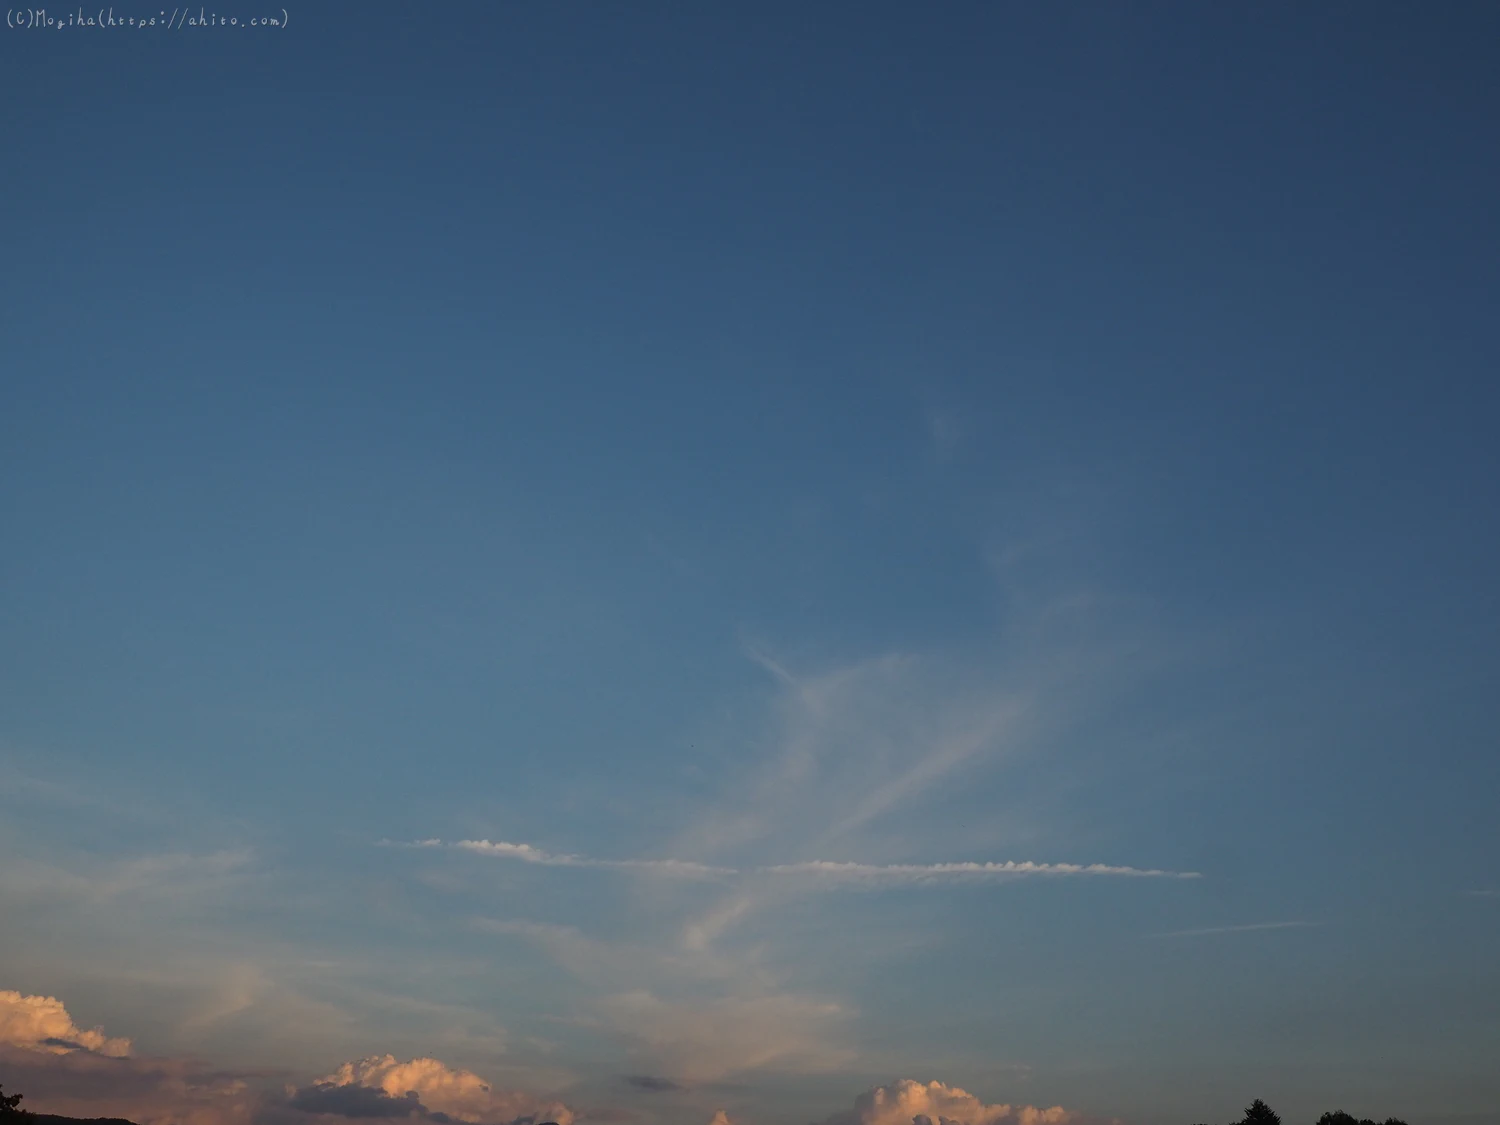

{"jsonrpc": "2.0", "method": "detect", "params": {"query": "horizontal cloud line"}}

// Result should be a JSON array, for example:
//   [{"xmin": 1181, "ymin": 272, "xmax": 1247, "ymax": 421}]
[
  {"xmin": 1153, "ymin": 920, "xmax": 1317, "ymax": 937},
  {"xmin": 386, "ymin": 840, "xmax": 1200, "ymax": 882},
  {"xmin": 764, "ymin": 859, "xmax": 1201, "ymax": 882},
  {"xmin": 454, "ymin": 838, "xmax": 735, "ymax": 877}
]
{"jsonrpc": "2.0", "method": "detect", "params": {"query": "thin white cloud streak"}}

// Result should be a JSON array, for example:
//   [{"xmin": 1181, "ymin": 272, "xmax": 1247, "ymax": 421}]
[
  {"xmin": 454, "ymin": 838, "xmax": 737, "ymax": 878},
  {"xmin": 396, "ymin": 840, "xmax": 1199, "ymax": 883},
  {"xmin": 767, "ymin": 859, "xmax": 1200, "ymax": 883},
  {"xmin": 1153, "ymin": 920, "xmax": 1317, "ymax": 937}
]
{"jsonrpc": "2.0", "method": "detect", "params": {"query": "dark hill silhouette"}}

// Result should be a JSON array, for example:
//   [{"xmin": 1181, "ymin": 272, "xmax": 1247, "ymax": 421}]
[{"xmin": 3, "ymin": 1087, "xmax": 134, "ymax": 1125}]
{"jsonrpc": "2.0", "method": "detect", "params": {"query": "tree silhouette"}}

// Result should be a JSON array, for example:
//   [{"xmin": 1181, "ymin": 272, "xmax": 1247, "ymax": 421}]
[
  {"xmin": 1241, "ymin": 1100, "xmax": 1281, "ymax": 1125},
  {"xmin": 0, "ymin": 1085, "xmax": 30, "ymax": 1120},
  {"xmin": 1191, "ymin": 1102, "xmax": 1412, "ymax": 1125}
]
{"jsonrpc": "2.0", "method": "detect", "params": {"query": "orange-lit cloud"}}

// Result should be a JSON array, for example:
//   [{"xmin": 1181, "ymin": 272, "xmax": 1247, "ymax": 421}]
[
  {"xmin": 297, "ymin": 1055, "xmax": 574, "ymax": 1125},
  {"xmin": 818, "ymin": 1080, "xmax": 1073, "ymax": 1125},
  {"xmin": 0, "ymin": 989, "xmax": 132, "ymax": 1057},
  {"xmin": 0, "ymin": 991, "xmax": 575, "ymax": 1125}
]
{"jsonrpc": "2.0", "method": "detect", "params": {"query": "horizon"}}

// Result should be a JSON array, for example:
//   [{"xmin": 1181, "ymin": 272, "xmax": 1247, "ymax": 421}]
[{"xmin": 1, "ymin": 4, "xmax": 1497, "ymax": 1125}]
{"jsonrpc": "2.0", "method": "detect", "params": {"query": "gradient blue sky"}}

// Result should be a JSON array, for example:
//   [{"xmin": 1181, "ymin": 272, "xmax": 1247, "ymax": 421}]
[{"xmin": 2, "ymin": 5, "xmax": 1497, "ymax": 1125}]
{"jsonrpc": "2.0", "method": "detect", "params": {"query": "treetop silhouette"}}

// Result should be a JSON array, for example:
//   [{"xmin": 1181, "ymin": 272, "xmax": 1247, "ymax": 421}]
[
  {"xmin": 1190, "ymin": 1099, "xmax": 1411, "ymax": 1125},
  {"xmin": 0, "ymin": 1085, "xmax": 30, "ymax": 1120}
]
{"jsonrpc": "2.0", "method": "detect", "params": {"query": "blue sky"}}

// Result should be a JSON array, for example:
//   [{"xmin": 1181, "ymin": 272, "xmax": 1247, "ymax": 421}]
[{"xmin": 1, "ymin": 5, "xmax": 1497, "ymax": 1125}]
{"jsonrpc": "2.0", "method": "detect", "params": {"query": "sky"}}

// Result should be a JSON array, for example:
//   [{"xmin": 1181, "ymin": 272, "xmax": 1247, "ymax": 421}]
[{"xmin": 1, "ymin": 4, "xmax": 1498, "ymax": 1125}]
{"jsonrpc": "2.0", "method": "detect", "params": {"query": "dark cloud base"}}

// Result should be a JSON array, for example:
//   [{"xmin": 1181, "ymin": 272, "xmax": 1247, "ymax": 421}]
[{"xmin": 622, "ymin": 1076, "xmax": 682, "ymax": 1093}]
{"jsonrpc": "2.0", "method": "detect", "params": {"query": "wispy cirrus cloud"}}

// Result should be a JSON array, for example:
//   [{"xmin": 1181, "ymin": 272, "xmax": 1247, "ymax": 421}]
[
  {"xmin": 476, "ymin": 919, "xmax": 849, "ymax": 1081},
  {"xmin": 0, "ymin": 849, "xmax": 256, "ymax": 909},
  {"xmin": 683, "ymin": 650, "xmax": 1037, "ymax": 862},
  {"xmin": 384, "ymin": 624, "xmax": 1202, "ymax": 1090},
  {"xmin": 597, "ymin": 990, "xmax": 853, "ymax": 1082}
]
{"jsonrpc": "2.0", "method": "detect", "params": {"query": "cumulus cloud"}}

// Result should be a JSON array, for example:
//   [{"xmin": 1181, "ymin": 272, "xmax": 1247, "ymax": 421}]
[
  {"xmin": 818, "ymin": 1080, "xmax": 1072, "ymax": 1125},
  {"xmin": 0, "ymin": 990, "xmax": 132, "ymax": 1057},
  {"xmin": 707, "ymin": 1112, "xmax": 734, "ymax": 1125},
  {"xmin": 301, "ymin": 1055, "xmax": 574, "ymax": 1125}
]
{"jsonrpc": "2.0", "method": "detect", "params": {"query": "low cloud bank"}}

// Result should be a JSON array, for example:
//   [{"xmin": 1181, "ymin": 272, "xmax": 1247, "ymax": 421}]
[
  {"xmin": 0, "ymin": 995, "xmax": 1099, "ymax": 1125},
  {"xmin": 1, "ymin": 992, "xmax": 573, "ymax": 1125},
  {"xmin": 0, "ymin": 1038, "xmax": 257, "ymax": 1125}
]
